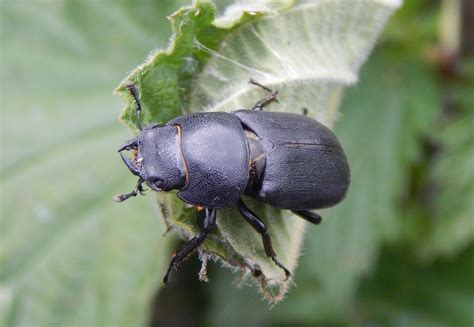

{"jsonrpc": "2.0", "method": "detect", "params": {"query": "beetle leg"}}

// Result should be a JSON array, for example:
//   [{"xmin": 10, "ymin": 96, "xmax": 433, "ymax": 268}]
[
  {"xmin": 137, "ymin": 182, "xmax": 147, "ymax": 195},
  {"xmin": 236, "ymin": 199, "xmax": 291, "ymax": 280},
  {"xmin": 292, "ymin": 210, "xmax": 322, "ymax": 225},
  {"xmin": 163, "ymin": 208, "xmax": 217, "ymax": 284},
  {"xmin": 251, "ymin": 91, "xmax": 279, "ymax": 111},
  {"xmin": 249, "ymin": 79, "xmax": 279, "ymax": 111},
  {"xmin": 113, "ymin": 178, "xmax": 144, "ymax": 202}
]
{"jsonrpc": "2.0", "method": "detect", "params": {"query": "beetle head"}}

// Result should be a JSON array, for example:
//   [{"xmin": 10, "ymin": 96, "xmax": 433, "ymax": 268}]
[
  {"xmin": 114, "ymin": 124, "xmax": 187, "ymax": 202},
  {"xmin": 138, "ymin": 124, "xmax": 186, "ymax": 191}
]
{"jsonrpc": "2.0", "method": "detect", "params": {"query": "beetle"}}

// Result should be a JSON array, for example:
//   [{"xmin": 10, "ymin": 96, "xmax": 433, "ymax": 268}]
[{"xmin": 114, "ymin": 80, "xmax": 350, "ymax": 283}]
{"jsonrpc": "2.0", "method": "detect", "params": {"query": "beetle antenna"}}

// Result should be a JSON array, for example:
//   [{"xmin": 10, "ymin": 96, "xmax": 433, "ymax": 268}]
[{"xmin": 124, "ymin": 81, "xmax": 142, "ymax": 131}]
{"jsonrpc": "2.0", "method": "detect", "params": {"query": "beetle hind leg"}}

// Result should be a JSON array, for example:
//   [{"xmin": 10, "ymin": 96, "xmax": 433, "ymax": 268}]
[
  {"xmin": 249, "ymin": 79, "xmax": 279, "ymax": 111},
  {"xmin": 237, "ymin": 199, "xmax": 291, "ymax": 280},
  {"xmin": 163, "ymin": 208, "xmax": 217, "ymax": 284},
  {"xmin": 292, "ymin": 210, "xmax": 322, "ymax": 225}
]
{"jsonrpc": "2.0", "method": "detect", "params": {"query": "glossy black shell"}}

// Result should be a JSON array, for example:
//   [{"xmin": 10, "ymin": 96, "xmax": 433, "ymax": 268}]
[
  {"xmin": 234, "ymin": 110, "xmax": 350, "ymax": 210},
  {"xmin": 165, "ymin": 110, "xmax": 350, "ymax": 209}
]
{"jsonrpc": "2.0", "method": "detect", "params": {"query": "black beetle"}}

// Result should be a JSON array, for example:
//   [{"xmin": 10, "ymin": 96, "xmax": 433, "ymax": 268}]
[{"xmin": 115, "ymin": 80, "xmax": 350, "ymax": 283}]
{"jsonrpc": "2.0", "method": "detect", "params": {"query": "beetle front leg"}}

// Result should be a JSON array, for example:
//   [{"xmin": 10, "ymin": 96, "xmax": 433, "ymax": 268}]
[
  {"xmin": 236, "ymin": 199, "xmax": 291, "ymax": 280},
  {"xmin": 113, "ymin": 178, "xmax": 145, "ymax": 202},
  {"xmin": 163, "ymin": 208, "xmax": 217, "ymax": 284},
  {"xmin": 249, "ymin": 79, "xmax": 279, "ymax": 111}
]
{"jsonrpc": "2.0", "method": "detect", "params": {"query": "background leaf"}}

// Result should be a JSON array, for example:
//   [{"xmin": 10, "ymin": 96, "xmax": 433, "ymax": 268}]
[
  {"xmin": 0, "ymin": 1, "xmax": 187, "ymax": 325},
  {"xmin": 356, "ymin": 244, "xmax": 474, "ymax": 326},
  {"xmin": 413, "ymin": 65, "xmax": 474, "ymax": 259}
]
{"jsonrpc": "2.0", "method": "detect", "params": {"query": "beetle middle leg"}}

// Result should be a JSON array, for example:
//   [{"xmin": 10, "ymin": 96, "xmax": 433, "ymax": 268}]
[
  {"xmin": 249, "ymin": 79, "xmax": 279, "ymax": 111},
  {"xmin": 236, "ymin": 199, "xmax": 291, "ymax": 280},
  {"xmin": 163, "ymin": 208, "xmax": 217, "ymax": 284}
]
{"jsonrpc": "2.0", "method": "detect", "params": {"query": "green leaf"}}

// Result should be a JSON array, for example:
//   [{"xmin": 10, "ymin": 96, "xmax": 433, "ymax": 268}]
[
  {"xmin": 0, "ymin": 1, "xmax": 187, "ymax": 325},
  {"xmin": 401, "ymin": 60, "xmax": 474, "ymax": 260},
  {"xmin": 116, "ymin": 0, "xmax": 401, "ymax": 301},
  {"xmin": 416, "ymin": 107, "xmax": 474, "ymax": 259},
  {"xmin": 356, "ymin": 245, "xmax": 474, "ymax": 326}
]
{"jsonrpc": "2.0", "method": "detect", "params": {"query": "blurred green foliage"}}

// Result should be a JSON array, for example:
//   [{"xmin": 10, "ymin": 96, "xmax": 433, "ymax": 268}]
[
  {"xmin": 0, "ymin": 1, "xmax": 187, "ymax": 325},
  {"xmin": 1, "ymin": 0, "xmax": 473, "ymax": 326}
]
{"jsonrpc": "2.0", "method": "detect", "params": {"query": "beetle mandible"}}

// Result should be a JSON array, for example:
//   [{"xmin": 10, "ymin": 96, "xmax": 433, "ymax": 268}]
[{"xmin": 114, "ymin": 80, "xmax": 350, "ymax": 283}]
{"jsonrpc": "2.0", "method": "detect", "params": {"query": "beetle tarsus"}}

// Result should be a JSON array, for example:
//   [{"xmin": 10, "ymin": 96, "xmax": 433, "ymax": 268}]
[
  {"xmin": 261, "ymin": 232, "xmax": 291, "ymax": 280},
  {"xmin": 249, "ymin": 79, "xmax": 279, "ymax": 111},
  {"xmin": 237, "ymin": 199, "xmax": 291, "ymax": 280},
  {"xmin": 113, "ymin": 190, "xmax": 137, "ymax": 203},
  {"xmin": 292, "ymin": 210, "xmax": 322, "ymax": 225},
  {"xmin": 163, "ymin": 208, "xmax": 217, "ymax": 284}
]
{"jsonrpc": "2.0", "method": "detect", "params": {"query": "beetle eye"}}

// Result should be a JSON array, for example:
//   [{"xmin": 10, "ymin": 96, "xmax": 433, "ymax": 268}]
[{"xmin": 147, "ymin": 177, "xmax": 165, "ymax": 191}]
